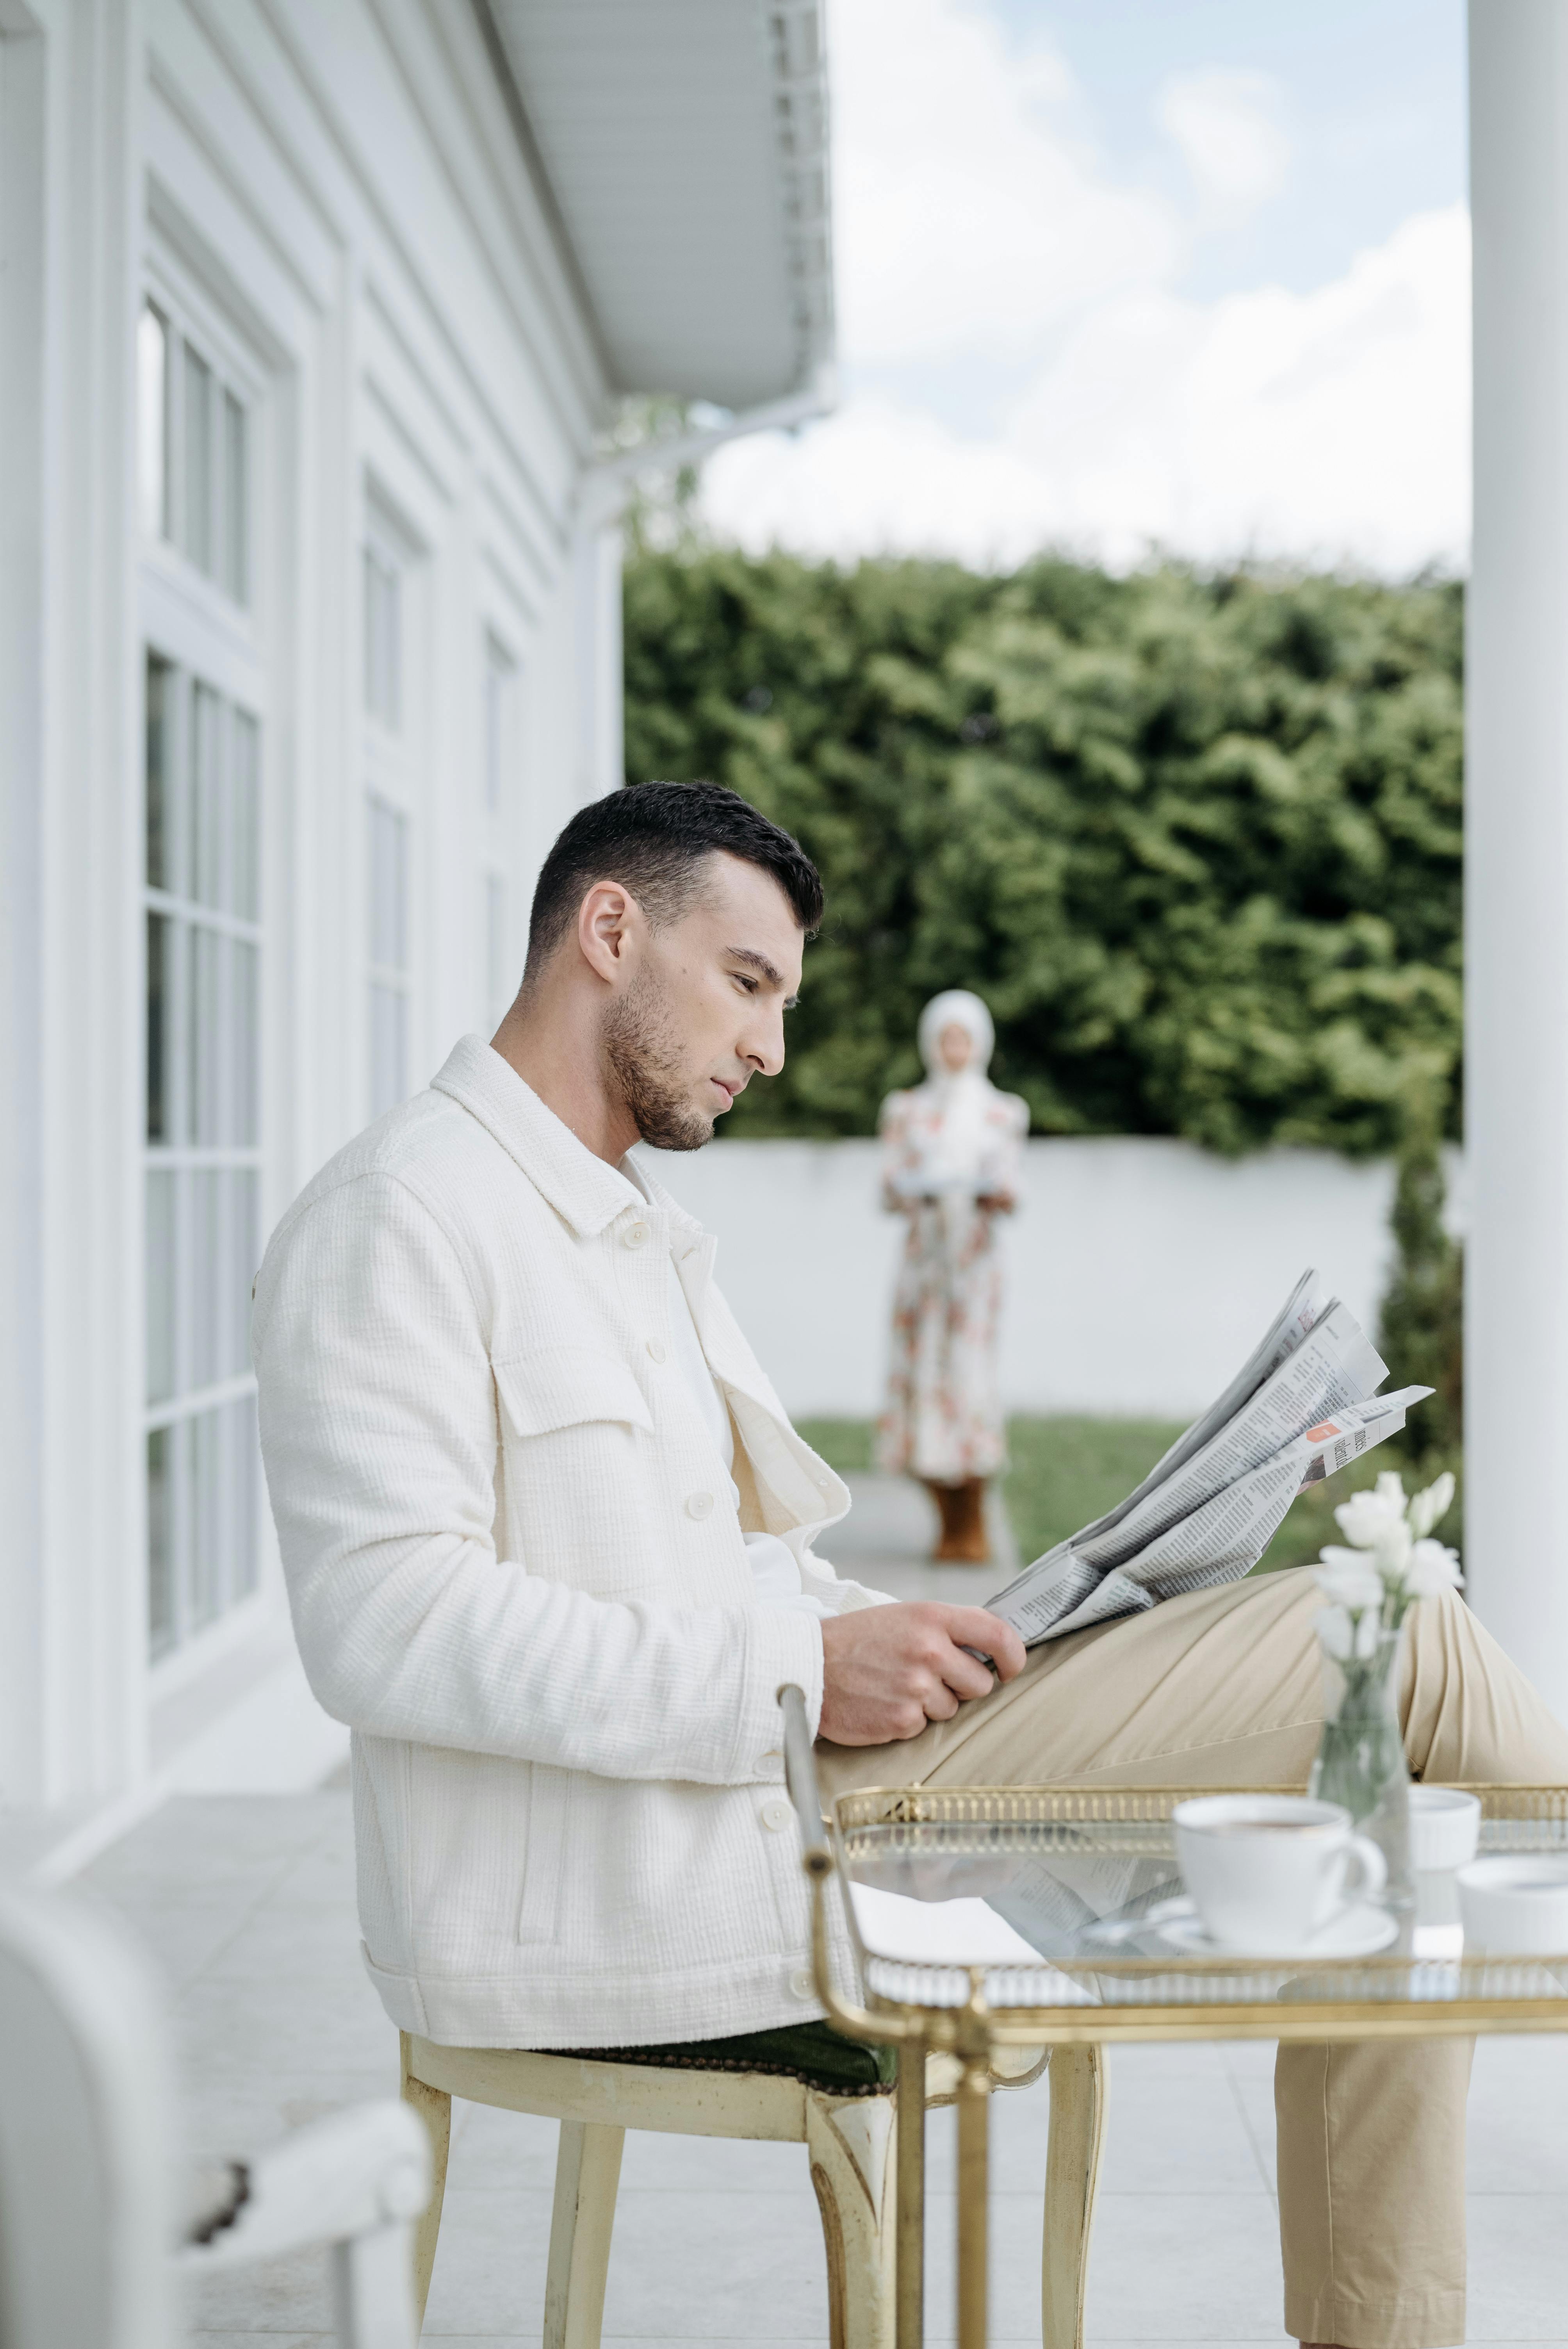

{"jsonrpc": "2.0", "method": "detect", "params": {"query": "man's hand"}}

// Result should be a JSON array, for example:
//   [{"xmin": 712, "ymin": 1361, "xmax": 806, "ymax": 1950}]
[{"xmin": 818, "ymin": 1602, "xmax": 1028, "ymax": 1747}]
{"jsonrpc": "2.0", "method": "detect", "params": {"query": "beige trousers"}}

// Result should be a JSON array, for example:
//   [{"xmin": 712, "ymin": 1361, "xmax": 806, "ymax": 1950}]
[{"xmin": 818, "ymin": 1567, "xmax": 1568, "ymax": 2349}]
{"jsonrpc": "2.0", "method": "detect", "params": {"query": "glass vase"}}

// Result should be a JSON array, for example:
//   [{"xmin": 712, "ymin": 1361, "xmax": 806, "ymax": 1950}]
[{"xmin": 1308, "ymin": 1624, "xmax": 1412, "ymax": 1906}]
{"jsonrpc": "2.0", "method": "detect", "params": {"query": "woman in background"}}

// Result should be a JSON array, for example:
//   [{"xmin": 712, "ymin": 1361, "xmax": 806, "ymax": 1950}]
[{"xmin": 877, "ymin": 989, "xmax": 1028, "ymax": 1563}]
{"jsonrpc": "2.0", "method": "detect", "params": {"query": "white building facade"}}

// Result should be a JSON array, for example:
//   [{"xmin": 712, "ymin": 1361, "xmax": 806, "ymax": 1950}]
[{"xmin": 0, "ymin": 0, "xmax": 831, "ymax": 1871}]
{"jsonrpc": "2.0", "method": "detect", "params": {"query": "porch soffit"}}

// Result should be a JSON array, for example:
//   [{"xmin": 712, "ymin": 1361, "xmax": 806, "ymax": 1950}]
[{"xmin": 481, "ymin": 0, "xmax": 834, "ymax": 409}]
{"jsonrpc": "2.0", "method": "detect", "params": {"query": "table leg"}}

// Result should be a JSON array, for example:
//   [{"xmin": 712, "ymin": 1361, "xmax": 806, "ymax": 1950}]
[
  {"xmin": 957, "ymin": 2057, "xmax": 990, "ymax": 2349},
  {"xmin": 896, "ymin": 2037, "xmax": 925, "ymax": 2349}
]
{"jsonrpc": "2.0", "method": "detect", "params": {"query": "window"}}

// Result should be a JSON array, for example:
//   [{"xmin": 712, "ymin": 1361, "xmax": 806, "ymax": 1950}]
[
  {"xmin": 481, "ymin": 634, "xmax": 518, "ymax": 1026},
  {"xmin": 143, "ymin": 651, "xmax": 263, "ymax": 1659},
  {"xmin": 363, "ymin": 545, "xmax": 401, "ymax": 730},
  {"xmin": 138, "ymin": 295, "xmax": 250, "ymax": 606},
  {"xmin": 368, "ymin": 795, "xmax": 409, "ymax": 1117},
  {"xmin": 364, "ymin": 508, "xmax": 418, "ymax": 1114}
]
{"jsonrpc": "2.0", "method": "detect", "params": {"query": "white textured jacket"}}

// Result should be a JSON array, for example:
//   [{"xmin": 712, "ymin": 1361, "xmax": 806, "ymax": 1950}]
[{"xmin": 253, "ymin": 1036, "xmax": 881, "ymax": 2048}]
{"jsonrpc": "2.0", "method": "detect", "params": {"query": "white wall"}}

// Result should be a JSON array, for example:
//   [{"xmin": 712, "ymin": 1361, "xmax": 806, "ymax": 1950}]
[
  {"xmin": 645, "ymin": 1137, "xmax": 1439, "ymax": 1421},
  {"xmin": 0, "ymin": 0, "xmax": 619, "ymax": 1865}
]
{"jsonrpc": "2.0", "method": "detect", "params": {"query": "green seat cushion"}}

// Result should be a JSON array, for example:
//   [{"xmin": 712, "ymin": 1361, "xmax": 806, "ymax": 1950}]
[{"xmin": 553, "ymin": 2018, "xmax": 899, "ymax": 2097}]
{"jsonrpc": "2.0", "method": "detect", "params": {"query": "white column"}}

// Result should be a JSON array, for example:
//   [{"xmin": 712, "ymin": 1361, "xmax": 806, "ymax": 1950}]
[{"xmin": 1466, "ymin": 1, "xmax": 1568, "ymax": 1716}]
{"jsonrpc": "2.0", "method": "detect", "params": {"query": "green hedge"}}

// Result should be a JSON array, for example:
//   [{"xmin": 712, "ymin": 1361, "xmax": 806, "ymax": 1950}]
[{"xmin": 623, "ymin": 549, "xmax": 1463, "ymax": 1155}]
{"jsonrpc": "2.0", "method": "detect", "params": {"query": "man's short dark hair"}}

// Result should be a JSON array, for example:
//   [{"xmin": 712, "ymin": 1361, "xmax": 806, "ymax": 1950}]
[{"xmin": 522, "ymin": 781, "xmax": 823, "ymax": 984}]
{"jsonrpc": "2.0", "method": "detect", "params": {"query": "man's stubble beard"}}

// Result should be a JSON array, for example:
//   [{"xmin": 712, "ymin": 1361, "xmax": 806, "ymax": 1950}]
[{"xmin": 601, "ymin": 971, "xmax": 716, "ymax": 1153}]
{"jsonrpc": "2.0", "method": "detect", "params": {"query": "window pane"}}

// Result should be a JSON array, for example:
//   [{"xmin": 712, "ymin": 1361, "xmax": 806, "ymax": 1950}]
[
  {"xmin": 189, "ymin": 1406, "xmax": 224, "ymax": 1630},
  {"xmin": 146, "ymin": 911, "xmax": 169, "ymax": 1141},
  {"xmin": 370, "ymin": 984, "xmax": 406, "ymax": 1119},
  {"xmin": 137, "ymin": 305, "xmax": 169, "ymax": 542},
  {"xmin": 363, "ymin": 546, "xmax": 401, "ymax": 728},
  {"xmin": 223, "ymin": 391, "xmax": 248, "ymax": 606},
  {"xmin": 369, "ymin": 798, "xmax": 407, "ymax": 972},
  {"xmin": 238, "ymin": 1170, "xmax": 259, "ymax": 1373},
  {"xmin": 232, "ymin": 709, "xmax": 260, "ymax": 920},
  {"xmin": 233, "ymin": 1394, "xmax": 260, "ymax": 1599},
  {"xmin": 484, "ymin": 641, "xmax": 511, "ymax": 812},
  {"xmin": 233, "ymin": 939, "xmax": 259, "ymax": 1147},
  {"xmin": 182, "ymin": 342, "xmax": 213, "ymax": 576},
  {"xmin": 145, "ymin": 654, "xmax": 171, "ymax": 889},
  {"xmin": 191, "ymin": 683, "xmax": 224, "ymax": 909},
  {"xmin": 148, "ymin": 1426, "xmax": 175, "ymax": 1659},
  {"xmin": 486, "ymin": 873, "xmax": 507, "ymax": 1016},
  {"xmin": 146, "ymin": 1171, "xmax": 177, "ymax": 1403},
  {"xmin": 190, "ymin": 924, "xmax": 222, "ymax": 1146},
  {"xmin": 191, "ymin": 1169, "xmax": 221, "ymax": 1391}
]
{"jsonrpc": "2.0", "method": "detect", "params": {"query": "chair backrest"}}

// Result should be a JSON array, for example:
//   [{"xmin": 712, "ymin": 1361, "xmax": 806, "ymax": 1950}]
[{"xmin": 0, "ymin": 1885, "xmax": 175, "ymax": 2349}]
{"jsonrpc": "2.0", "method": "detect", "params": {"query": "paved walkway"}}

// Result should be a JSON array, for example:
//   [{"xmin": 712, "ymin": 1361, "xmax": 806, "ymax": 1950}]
[{"xmin": 73, "ymin": 1476, "xmax": 1568, "ymax": 2344}]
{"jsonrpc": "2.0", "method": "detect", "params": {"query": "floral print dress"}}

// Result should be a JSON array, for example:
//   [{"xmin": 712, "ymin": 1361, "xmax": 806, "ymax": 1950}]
[{"xmin": 875, "ymin": 1081, "xmax": 1028, "ymax": 1483}]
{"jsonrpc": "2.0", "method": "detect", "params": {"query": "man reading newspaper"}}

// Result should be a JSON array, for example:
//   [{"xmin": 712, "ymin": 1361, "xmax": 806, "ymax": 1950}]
[{"xmin": 258, "ymin": 785, "xmax": 1568, "ymax": 2349}]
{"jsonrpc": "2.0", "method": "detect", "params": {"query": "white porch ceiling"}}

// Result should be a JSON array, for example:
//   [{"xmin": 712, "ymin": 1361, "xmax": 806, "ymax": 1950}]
[{"xmin": 484, "ymin": 0, "xmax": 833, "ymax": 410}]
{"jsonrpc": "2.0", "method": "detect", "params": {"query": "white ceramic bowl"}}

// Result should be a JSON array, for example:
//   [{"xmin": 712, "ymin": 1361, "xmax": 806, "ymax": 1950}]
[
  {"xmin": 1457, "ymin": 1857, "xmax": 1568, "ymax": 1954},
  {"xmin": 1408, "ymin": 1787, "xmax": 1481, "ymax": 1873}
]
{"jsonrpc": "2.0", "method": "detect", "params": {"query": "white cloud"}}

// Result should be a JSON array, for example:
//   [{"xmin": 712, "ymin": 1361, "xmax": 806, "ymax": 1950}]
[
  {"xmin": 1157, "ymin": 68, "xmax": 1292, "ymax": 227},
  {"xmin": 696, "ymin": 0, "xmax": 1470, "ymax": 577},
  {"xmin": 831, "ymin": 0, "xmax": 1177, "ymax": 365},
  {"xmin": 703, "ymin": 206, "xmax": 1468, "ymax": 573}
]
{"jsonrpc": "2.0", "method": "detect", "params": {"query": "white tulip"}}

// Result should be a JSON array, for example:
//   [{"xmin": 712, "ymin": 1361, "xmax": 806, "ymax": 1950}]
[
  {"xmin": 1314, "ymin": 1553, "xmax": 1386, "ymax": 1611},
  {"xmin": 1315, "ymin": 1605, "xmax": 1381, "ymax": 1663},
  {"xmin": 1404, "ymin": 1539, "xmax": 1464, "ymax": 1597},
  {"xmin": 1334, "ymin": 1484, "xmax": 1409, "ymax": 1550},
  {"xmin": 1408, "ymin": 1472, "xmax": 1457, "ymax": 1540},
  {"xmin": 1315, "ymin": 1605, "xmax": 1355, "ymax": 1661},
  {"xmin": 1374, "ymin": 1470, "xmax": 1409, "ymax": 1511}
]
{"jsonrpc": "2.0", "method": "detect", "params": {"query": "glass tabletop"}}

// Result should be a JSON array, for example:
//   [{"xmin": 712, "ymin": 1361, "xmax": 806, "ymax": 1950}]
[{"xmin": 832, "ymin": 1785, "xmax": 1568, "ymax": 2018}]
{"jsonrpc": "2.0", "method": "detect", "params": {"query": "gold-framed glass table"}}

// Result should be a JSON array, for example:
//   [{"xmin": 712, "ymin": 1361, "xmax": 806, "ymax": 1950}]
[{"xmin": 778, "ymin": 1691, "xmax": 1568, "ymax": 2349}]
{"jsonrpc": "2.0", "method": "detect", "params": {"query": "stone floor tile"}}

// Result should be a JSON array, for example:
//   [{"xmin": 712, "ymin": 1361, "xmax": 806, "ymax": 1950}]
[
  {"xmin": 1466, "ymin": 2194, "xmax": 1568, "ymax": 2338},
  {"xmin": 1470, "ymin": 2037, "xmax": 1568, "ymax": 2194},
  {"xmin": 83, "ymin": 1797, "xmax": 326, "ymax": 1896},
  {"xmin": 79, "ymin": 1887, "xmax": 261, "ymax": 1993},
  {"xmin": 197, "ymin": 1902, "xmax": 369, "ymax": 1983},
  {"xmin": 1058, "ymin": 2189, "xmax": 1283, "ymax": 2342},
  {"xmin": 173, "ymin": 1962, "xmax": 393, "ymax": 2083},
  {"xmin": 181, "ymin": 2243, "xmax": 335, "ymax": 2334},
  {"xmin": 442, "ymin": 2100, "xmax": 562, "ymax": 2193},
  {"xmin": 598, "ymin": 2185, "xmax": 831, "ymax": 2339},
  {"xmin": 418, "ymin": 2185, "xmax": 556, "ymax": 2334},
  {"xmin": 1219, "ymin": 2055, "xmax": 1278, "ymax": 2194}
]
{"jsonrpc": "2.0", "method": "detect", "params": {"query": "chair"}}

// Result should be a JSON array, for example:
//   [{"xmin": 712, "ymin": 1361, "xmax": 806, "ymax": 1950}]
[
  {"xmin": 0, "ymin": 1882, "xmax": 431, "ymax": 2349},
  {"xmin": 400, "ymin": 2029, "xmax": 1106, "ymax": 2349}
]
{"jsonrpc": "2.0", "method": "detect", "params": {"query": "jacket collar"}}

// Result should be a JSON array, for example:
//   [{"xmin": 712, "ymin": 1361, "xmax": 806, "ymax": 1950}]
[{"xmin": 431, "ymin": 1035, "xmax": 647, "ymax": 1240}]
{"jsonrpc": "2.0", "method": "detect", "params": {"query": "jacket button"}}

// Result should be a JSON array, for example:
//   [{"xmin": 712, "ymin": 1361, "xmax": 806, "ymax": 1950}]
[
  {"xmin": 622, "ymin": 1221, "xmax": 650, "ymax": 1249},
  {"xmin": 789, "ymin": 1967, "xmax": 816, "ymax": 2001},
  {"xmin": 761, "ymin": 1798, "xmax": 791, "ymax": 1832},
  {"xmin": 685, "ymin": 1491, "xmax": 714, "ymax": 1521},
  {"xmin": 647, "ymin": 1337, "xmax": 667, "ymax": 1363}
]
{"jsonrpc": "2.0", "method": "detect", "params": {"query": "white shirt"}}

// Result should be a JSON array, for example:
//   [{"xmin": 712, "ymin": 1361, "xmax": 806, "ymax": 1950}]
[
  {"xmin": 662, "ymin": 1256, "xmax": 831, "ymax": 1620},
  {"xmin": 620, "ymin": 1151, "xmax": 832, "ymax": 1620}
]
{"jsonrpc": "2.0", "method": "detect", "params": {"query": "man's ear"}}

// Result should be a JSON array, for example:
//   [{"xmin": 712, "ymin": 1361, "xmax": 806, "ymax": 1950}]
[{"xmin": 577, "ymin": 879, "xmax": 642, "ymax": 987}]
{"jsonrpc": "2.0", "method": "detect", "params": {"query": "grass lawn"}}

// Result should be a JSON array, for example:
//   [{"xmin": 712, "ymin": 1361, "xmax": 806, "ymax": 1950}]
[{"xmin": 793, "ymin": 1415, "xmax": 1447, "ymax": 1576}]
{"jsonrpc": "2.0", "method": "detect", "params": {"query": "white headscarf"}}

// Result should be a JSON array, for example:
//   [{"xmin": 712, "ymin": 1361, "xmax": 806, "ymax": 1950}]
[{"xmin": 910, "ymin": 990, "xmax": 1000, "ymax": 1190}]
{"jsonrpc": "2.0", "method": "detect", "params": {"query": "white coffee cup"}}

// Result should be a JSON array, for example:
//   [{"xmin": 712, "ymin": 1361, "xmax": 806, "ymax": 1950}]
[
  {"xmin": 1457, "ymin": 1857, "xmax": 1568, "ymax": 1954},
  {"xmin": 1173, "ymin": 1795, "xmax": 1388, "ymax": 1954},
  {"xmin": 1408, "ymin": 1786, "xmax": 1481, "ymax": 1874}
]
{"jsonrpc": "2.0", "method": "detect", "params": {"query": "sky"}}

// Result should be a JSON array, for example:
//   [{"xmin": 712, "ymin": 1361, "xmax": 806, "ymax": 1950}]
[{"xmin": 700, "ymin": 0, "xmax": 1468, "ymax": 575}]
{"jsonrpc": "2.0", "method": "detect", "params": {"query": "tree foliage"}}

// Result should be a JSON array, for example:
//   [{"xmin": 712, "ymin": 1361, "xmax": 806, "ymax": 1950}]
[{"xmin": 623, "ymin": 547, "xmax": 1463, "ymax": 1154}]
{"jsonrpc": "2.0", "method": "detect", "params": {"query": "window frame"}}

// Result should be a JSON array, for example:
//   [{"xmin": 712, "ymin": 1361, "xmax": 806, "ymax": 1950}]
[
  {"xmin": 137, "ymin": 250, "xmax": 273, "ymax": 1682},
  {"xmin": 362, "ymin": 486, "xmax": 426, "ymax": 1119}
]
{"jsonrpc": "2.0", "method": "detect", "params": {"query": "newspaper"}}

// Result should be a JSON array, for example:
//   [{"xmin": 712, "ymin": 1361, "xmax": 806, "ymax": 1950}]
[{"xmin": 984, "ymin": 1270, "xmax": 1432, "ymax": 1647}]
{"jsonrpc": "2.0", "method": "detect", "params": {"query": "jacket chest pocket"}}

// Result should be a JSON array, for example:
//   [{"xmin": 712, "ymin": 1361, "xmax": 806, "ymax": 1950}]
[{"xmin": 493, "ymin": 1346, "xmax": 658, "ymax": 1595}]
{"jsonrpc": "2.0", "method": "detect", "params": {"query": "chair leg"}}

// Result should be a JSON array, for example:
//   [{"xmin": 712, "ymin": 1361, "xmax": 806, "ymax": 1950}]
[
  {"xmin": 543, "ymin": 2119, "xmax": 625, "ymax": 2349},
  {"xmin": 1041, "ymin": 2044, "xmax": 1108, "ymax": 2349},
  {"xmin": 805, "ymin": 2090, "xmax": 897, "ymax": 2349},
  {"xmin": 398, "ymin": 2034, "xmax": 451, "ymax": 2337}
]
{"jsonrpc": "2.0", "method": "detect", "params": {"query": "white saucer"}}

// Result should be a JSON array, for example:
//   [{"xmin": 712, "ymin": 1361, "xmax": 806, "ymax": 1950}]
[{"xmin": 1156, "ymin": 1903, "xmax": 1399, "ymax": 1960}]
